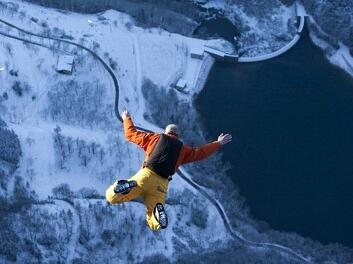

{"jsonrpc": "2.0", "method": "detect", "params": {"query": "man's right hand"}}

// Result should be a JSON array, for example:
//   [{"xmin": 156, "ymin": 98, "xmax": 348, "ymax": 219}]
[
  {"xmin": 122, "ymin": 110, "xmax": 130, "ymax": 120},
  {"xmin": 218, "ymin": 133, "xmax": 232, "ymax": 145}
]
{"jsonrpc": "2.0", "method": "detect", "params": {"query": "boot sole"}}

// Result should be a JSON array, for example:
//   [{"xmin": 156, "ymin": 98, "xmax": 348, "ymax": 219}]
[
  {"xmin": 114, "ymin": 180, "xmax": 137, "ymax": 195},
  {"xmin": 154, "ymin": 203, "xmax": 168, "ymax": 229}
]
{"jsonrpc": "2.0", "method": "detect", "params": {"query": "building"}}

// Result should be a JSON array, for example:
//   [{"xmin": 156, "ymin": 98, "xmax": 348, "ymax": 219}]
[
  {"xmin": 190, "ymin": 49, "xmax": 204, "ymax": 60},
  {"xmin": 56, "ymin": 55, "xmax": 74, "ymax": 74},
  {"xmin": 176, "ymin": 79, "xmax": 187, "ymax": 90}
]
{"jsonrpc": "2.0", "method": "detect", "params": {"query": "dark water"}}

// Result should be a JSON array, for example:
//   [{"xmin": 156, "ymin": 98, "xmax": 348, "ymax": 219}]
[
  {"xmin": 193, "ymin": 17, "xmax": 239, "ymax": 43},
  {"xmin": 195, "ymin": 30, "xmax": 353, "ymax": 247}
]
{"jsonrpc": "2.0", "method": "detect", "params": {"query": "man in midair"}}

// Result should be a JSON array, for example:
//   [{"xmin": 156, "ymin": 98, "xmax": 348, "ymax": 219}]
[{"xmin": 106, "ymin": 110, "xmax": 232, "ymax": 230}]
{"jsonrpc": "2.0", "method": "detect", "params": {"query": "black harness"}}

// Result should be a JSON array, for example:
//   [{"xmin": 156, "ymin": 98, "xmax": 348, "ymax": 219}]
[{"xmin": 144, "ymin": 134, "xmax": 183, "ymax": 179}]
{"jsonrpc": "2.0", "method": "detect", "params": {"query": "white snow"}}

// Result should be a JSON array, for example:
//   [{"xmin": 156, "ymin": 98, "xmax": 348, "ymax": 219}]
[
  {"xmin": 1, "ymin": 1, "xmax": 336, "ymax": 262},
  {"xmin": 0, "ymin": 0, "xmax": 214, "ymax": 198},
  {"xmin": 0, "ymin": 1, "xmax": 228, "ymax": 260}
]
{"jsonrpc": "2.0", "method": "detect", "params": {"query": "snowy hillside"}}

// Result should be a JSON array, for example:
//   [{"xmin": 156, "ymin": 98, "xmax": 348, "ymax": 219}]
[
  {"xmin": 0, "ymin": 0, "xmax": 216, "ymax": 198},
  {"xmin": 0, "ymin": 1, "xmax": 235, "ymax": 263},
  {"xmin": 0, "ymin": 0, "xmax": 352, "ymax": 263}
]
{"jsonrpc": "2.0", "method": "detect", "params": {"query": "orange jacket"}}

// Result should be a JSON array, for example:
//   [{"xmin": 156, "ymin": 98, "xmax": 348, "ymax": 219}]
[{"xmin": 123, "ymin": 117, "xmax": 221, "ymax": 173}]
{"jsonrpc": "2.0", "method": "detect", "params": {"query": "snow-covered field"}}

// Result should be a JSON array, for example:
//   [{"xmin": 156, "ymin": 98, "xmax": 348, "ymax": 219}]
[
  {"xmin": 0, "ymin": 0, "xmax": 215, "ymax": 197},
  {"xmin": 0, "ymin": 1, "xmax": 233, "ymax": 262},
  {"xmin": 1, "ymin": 0, "xmax": 353, "ymax": 263}
]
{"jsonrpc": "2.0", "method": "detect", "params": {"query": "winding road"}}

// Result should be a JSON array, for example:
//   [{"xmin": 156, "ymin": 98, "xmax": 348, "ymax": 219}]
[{"xmin": 0, "ymin": 18, "xmax": 313, "ymax": 263}]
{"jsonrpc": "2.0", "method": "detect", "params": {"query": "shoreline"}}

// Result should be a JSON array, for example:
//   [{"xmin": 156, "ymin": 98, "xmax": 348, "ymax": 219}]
[{"xmin": 195, "ymin": 25, "xmax": 353, "ymax": 251}]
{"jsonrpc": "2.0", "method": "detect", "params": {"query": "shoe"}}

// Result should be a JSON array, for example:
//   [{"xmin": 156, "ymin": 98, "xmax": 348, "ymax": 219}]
[
  {"xmin": 154, "ymin": 203, "xmax": 168, "ymax": 229},
  {"xmin": 114, "ymin": 180, "xmax": 137, "ymax": 195}
]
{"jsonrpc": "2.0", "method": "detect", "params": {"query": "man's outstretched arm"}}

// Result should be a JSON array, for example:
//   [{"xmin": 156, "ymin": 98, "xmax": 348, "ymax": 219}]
[
  {"xmin": 122, "ymin": 110, "xmax": 156, "ymax": 150},
  {"xmin": 181, "ymin": 133, "xmax": 232, "ymax": 164}
]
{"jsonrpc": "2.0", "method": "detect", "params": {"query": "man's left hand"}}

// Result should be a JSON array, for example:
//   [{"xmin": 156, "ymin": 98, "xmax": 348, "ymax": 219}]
[{"xmin": 122, "ymin": 110, "xmax": 130, "ymax": 120}]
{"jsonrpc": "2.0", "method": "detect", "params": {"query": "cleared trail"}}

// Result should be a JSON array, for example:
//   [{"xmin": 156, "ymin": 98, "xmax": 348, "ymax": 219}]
[{"xmin": 0, "ymin": 18, "xmax": 313, "ymax": 263}]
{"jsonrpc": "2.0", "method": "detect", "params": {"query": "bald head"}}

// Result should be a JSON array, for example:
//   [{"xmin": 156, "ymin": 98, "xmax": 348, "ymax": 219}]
[{"xmin": 165, "ymin": 124, "xmax": 179, "ymax": 137}]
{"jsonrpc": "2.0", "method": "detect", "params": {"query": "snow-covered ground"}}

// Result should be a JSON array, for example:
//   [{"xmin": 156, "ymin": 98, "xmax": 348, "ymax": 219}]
[
  {"xmin": 1, "ymin": 0, "xmax": 353, "ymax": 263},
  {"xmin": 0, "ymin": 0, "xmax": 231, "ymax": 262},
  {"xmin": 0, "ymin": 0, "xmax": 215, "ymax": 198}
]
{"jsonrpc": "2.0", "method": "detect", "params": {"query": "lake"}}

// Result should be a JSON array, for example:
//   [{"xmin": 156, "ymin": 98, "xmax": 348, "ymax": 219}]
[{"xmin": 195, "ymin": 29, "xmax": 353, "ymax": 247}]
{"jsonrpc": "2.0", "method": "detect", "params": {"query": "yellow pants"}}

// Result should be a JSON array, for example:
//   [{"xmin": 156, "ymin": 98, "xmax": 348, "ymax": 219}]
[{"xmin": 105, "ymin": 167, "xmax": 168, "ymax": 231}]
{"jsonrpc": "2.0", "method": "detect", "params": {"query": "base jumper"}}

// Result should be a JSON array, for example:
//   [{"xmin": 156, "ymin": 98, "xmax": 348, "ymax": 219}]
[{"xmin": 106, "ymin": 110, "xmax": 232, "ymax": 231}]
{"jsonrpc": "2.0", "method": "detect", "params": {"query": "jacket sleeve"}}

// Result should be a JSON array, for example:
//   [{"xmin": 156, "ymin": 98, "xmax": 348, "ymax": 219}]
[
  {"xmin": 181, "ymin": 141, "xmax": 221, "ymax": 164},
  {"xmin": 123, "ymin": 117, "xmax": 156, "ymax": 151}
]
